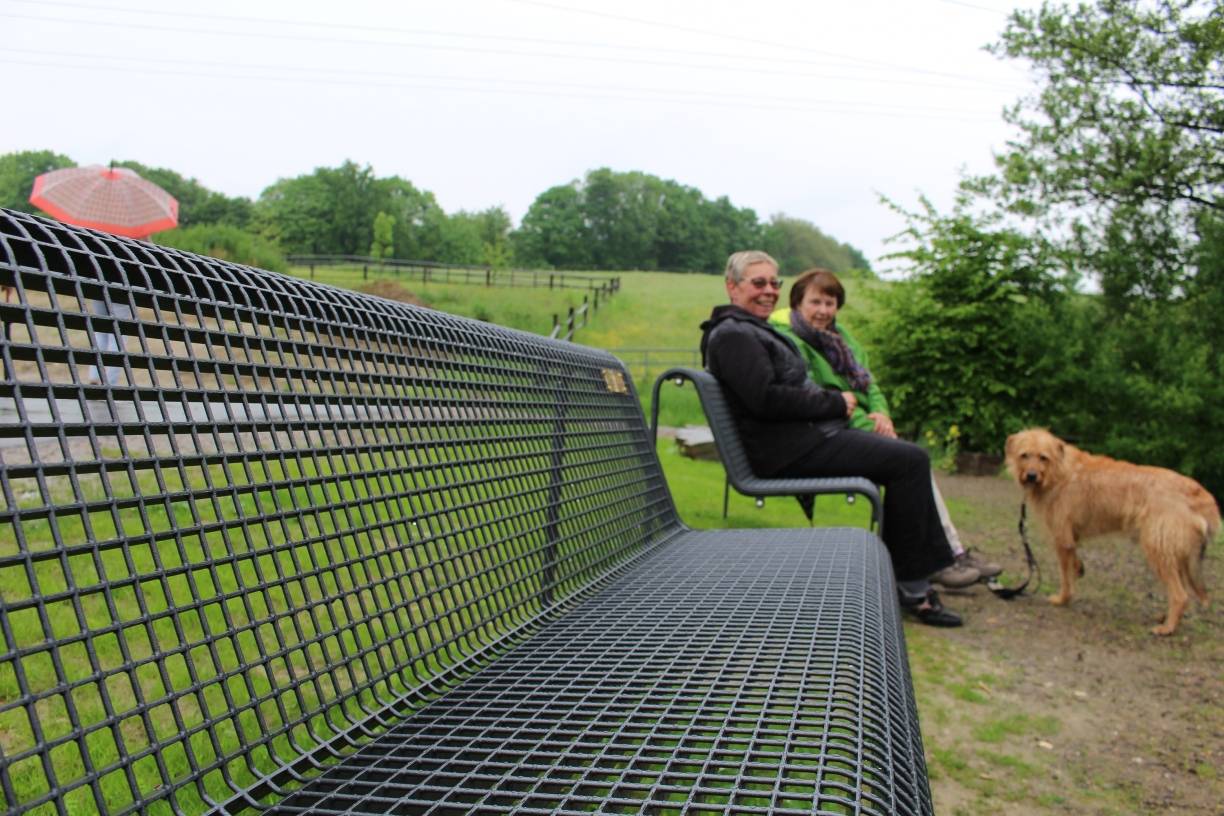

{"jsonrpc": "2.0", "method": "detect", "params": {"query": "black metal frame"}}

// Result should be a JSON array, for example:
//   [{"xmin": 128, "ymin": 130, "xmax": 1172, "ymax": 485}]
[
  {"xmin": 0, "ymin": 208, "xmax": 929, "ymax": 815},
  {"xmin": 650, "ymin": 367, "xmax": 882, "ymax": 533}
]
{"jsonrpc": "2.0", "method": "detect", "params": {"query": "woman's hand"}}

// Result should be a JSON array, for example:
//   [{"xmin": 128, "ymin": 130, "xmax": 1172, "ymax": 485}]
[
  {"xmin": 841, "ymin": 391, "xmax": 858, "ymax": 417},
  {"xmin": 869, "ymin": 412, "xmax": 897, "ymax": 438}
]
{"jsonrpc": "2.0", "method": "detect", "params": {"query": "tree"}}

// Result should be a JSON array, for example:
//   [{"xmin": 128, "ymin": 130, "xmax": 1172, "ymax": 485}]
[
  {"xmin": 439, "ymin": 207, "xmax": 515, "ymax": 265},
  {"xmin": 583, "ymin": 169, "xmax": 661, "ymax": 269},
  {"xmin": 370, "ymin": 211, "xmax": 395, "ymax": 261},
  {"xmin": 256, "ymin": 164, "xmax": 481, "ymax": 262},
  {"xmin": 513, "ymin": 169, "xmax": 765, "ymax": 272},
  {"xmin": 472, "ymin": 206, "xmax": 514, "ymax": 267},
  {"xmin": 888, "ymin": 0, "xmax": 1224, "ymax": 491},
  {"xmin": 375, "ymin": 176, "xmax": 448, "ymax": 261},
  {"xmin": 514, "ymin": 184, "xmax": 593, "ymax": 268},
  {"xmin": 116, "ymin": 161, "xmax": 252, "ymax": 228},
  {"xmin": 255, "ymin": 171, "xmax": 336, "ymax": 254},
  {"xmin": 762, "ymin": 214, "xmax": 872, "ymax": 275},
  {"xmin": 255, "ymin": 160, "xmax": 380, "ymax": 255},
  {"xmin": 0, "ymin": 150, "xmax": 74, "ymax": 212},
  {"xmin": 704, "ymin": 196, "xmax": 764, "ymax": 271},
  {"xmin": 975, "ymin": 0, "xmax": 1222, "ymax": 304}
]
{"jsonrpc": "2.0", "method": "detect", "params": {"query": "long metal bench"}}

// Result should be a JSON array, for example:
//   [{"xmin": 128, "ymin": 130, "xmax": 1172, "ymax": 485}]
[
  {"xmin": 0, "ymin": 208, "xmax": 931, "ymax": 815},
  {"xmin": 650, "ymin": 367, "xmax": 883, "ymax": 532}
]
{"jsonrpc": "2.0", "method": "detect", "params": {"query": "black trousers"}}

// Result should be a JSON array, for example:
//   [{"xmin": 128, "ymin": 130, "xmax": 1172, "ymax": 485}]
[{"xmin": 775, "ymin": 429, "xmax": 954, "ymax": 582}]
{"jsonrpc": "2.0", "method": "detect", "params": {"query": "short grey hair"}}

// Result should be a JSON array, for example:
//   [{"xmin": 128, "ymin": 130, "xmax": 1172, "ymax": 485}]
[{"xmin": 724, "ymin": 250, "xmax": 778, "ymax": 283}]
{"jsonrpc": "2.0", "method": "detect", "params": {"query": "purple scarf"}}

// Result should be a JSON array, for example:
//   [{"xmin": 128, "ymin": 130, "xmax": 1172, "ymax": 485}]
[{"xmin": 789, "ymin": 309, "xmax": 873, "ymax": 392}]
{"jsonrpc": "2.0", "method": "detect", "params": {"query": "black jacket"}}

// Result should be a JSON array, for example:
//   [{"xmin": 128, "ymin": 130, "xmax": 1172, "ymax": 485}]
[{"xmin": 700, "ymin": 305, "xmax": 848, "ymax": 476}]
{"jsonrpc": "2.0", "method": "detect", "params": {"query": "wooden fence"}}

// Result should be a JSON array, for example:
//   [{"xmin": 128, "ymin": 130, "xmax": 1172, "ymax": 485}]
[
  {"xmin": 288, "ymin": 254, "xmax": 625, "ymax": 343},
  {"xmin": 607, "ymin": 348, "xmax": 703, "ymax": 383},
  {"xmin": 288, "ymin": 255, "xmax": 619, "ymax": 293}
]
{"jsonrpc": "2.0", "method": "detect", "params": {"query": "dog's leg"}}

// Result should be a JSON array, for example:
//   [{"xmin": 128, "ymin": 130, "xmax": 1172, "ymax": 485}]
[
  {"xmin": 1186, "ymin": 522, "xmax": 1213, "ymax": 607},
  {"xmin": 1152, "ymin": 564, "xmax": 1188, "ymax": 637},
  {"xmin": 1184, "ymin": 553, "xmax": 1209, "ymax": 607},
  {"xmin": 1049, "ymin": 535, "xmax": 1079, "ymax": 606},
  {"xmin": 1143, "ymin": 530, "xmax": 1190, "ymax": 636}
]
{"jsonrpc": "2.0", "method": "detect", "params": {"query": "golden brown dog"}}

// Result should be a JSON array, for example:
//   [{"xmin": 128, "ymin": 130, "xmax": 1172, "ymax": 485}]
[{"xmin": 1005, "ymin": 428, "xmax": 1218, "ymax": 635}]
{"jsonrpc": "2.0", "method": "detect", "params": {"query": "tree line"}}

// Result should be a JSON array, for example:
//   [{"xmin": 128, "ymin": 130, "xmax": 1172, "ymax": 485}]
[
  {"xmin": 0, "ymin": 154, "xmax": 868, "ymax": 275},
  {"xmin": 869, "ymin": 0, "xmax": 1222, "ymax": 496}
]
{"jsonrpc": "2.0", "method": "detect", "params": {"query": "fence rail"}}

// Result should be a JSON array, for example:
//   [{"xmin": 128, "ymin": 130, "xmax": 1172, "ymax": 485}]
[
  {"xmin": 609, "ymin": 348, "xmax": 703, "ymax": 383},
  {"xmin": 287, "ymin": 254, "xmax": 620, "ymax": 293},
  {"xmin": 287, "ymin": 254, "xmax": 633, "ymax": 343}
]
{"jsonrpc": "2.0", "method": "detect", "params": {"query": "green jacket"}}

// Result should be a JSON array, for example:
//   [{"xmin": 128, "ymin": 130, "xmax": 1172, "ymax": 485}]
[{"xmin": 768, "ymin": 308, "xmax": 890, "ymax": 433}]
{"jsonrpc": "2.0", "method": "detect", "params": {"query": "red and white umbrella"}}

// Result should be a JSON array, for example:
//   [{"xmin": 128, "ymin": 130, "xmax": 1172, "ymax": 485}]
[{"xmin": 29, "ymin": 164, "xmax": 179, "ymax": 239}]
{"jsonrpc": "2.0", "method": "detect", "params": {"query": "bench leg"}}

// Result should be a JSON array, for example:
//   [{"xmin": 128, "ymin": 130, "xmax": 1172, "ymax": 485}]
[{"xmin": 722, "ymin": 478, "xmax": 730, "ymax": 518}]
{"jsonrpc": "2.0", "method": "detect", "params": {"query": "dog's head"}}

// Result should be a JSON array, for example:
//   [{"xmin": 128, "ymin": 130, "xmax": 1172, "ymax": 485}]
[{"xmin": 1005, "ymin": 428, "xmax": 1066, "ymax": 491}]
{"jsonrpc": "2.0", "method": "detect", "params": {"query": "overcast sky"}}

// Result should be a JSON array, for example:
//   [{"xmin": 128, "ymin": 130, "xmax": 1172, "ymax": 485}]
[{"xmin": 2, "ymin": 0, "xmax": 1047, "ymax": 271}]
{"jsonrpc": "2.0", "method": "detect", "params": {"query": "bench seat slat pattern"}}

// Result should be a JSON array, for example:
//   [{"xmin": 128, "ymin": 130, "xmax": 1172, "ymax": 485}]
[
  {"xmin": 0, "ymin": 208, "xmax": 931, "ymax": 815},
  {"xmin": 268, "ymin": 530, "xmax": 926, "ymax": 816}
]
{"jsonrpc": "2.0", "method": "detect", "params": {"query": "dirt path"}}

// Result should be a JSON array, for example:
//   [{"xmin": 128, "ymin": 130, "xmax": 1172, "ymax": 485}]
[{"xmin": 916, "ymin": 472, "xmax": 1223, "ymax": 815}]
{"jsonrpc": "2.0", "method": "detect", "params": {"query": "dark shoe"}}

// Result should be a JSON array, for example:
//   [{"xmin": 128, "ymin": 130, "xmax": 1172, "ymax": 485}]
[
  {"xmin": 900, "ymin": 589, "xmax": 963, "ymax": 627},
  {"xmin": 931, "ymin": 560, "xmax": 980, "ymax": 589},
  {"xmin": 957, "ymin": 548, "xmax": 1002, "ymax": 579}
]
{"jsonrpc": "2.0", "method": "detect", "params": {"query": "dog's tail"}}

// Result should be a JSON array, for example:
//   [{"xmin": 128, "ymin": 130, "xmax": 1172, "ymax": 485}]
[{"xmin": 1144, "ymin": 508, "xmax": 1210, "ymax": 609}]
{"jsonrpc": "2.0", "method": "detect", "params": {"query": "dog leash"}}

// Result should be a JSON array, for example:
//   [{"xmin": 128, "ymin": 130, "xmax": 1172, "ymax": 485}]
[{"xmin": 987, "ymin": 502, "xmax": 1041, "ymax": 600}]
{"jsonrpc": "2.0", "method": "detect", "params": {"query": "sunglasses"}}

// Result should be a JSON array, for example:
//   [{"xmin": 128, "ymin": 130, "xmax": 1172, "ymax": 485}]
[{"xmin": 746, "ymin": 277, "xmax": 783, "ymax": 290}]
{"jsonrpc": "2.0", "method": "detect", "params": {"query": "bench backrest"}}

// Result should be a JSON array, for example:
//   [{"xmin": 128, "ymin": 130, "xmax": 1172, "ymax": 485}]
[
  {"xmin": 653, "ymin": 367, "xmax": 761, "ymax": 487},
  {"xmin": 651, "ymin": 367, "xmax": 883, "ymax": 528},
  {"xmin": 0, "ymin": 209, "xmax": 678, "ymax": 814}
]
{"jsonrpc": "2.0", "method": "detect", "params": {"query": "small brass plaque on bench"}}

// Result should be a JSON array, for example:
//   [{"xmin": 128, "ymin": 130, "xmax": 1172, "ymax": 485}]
[{"xmin": 602, "ymin": 369, "xmax": 629, "ymax": 394}]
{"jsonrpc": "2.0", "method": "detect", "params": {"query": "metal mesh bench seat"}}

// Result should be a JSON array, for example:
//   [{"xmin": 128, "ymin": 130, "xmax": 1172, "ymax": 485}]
[
  {"xmin": 651, "ymin": 368, "xmax": 883, "ymax": 531},
  {"xmin": 0, "ymin": 208, "xmax": 931, "ymax": 815}
]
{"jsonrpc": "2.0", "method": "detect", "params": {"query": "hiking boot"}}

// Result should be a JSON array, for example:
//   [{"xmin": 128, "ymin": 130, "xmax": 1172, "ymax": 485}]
[
  {"xmin": 957, "ymin": 548, "xmax": 1002, "ymax": 579},
  {"xmin": 931, "ymin": 560, "xmax": 980, "ymax": 589}
]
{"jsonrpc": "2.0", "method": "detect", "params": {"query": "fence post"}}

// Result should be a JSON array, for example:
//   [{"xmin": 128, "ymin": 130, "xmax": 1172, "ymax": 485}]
[
  {"xmin": 549, "ymin": 274, "xmax": 554, "ymax": 290},
  {"xmin": 363, "ymin": 264, "xmax": 368, "ymax": 280},
  {"xmin": 309, "ymin": 264, "xmax": 315, "ymax": 280}
]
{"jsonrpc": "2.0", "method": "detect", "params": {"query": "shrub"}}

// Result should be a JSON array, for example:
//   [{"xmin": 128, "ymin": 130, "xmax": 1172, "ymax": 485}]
[
  {"xmin": 870, "ymin": 199, "xmax": 1076, "ymax": 454},
  {"xmin": 155, "ymin": 224, "xmax": 287, "ymax": 272}
]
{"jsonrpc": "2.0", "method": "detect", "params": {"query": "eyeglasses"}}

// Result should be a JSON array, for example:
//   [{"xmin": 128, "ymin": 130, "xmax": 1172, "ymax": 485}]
[{"xmin": 746, "ymin": 277, "xmax": 783, "ymax": 290}]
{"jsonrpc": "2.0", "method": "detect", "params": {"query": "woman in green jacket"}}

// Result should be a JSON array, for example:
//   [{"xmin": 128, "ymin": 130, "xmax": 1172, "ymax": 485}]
[{"xmin": 770, "ymin": 267, "xmax": 1001, "ymax": 587}]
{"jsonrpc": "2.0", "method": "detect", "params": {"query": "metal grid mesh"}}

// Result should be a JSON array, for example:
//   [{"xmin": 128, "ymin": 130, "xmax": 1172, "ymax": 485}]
[
  {"xmin": 0, "ymin": 208, "xmax": 930, "ymax": 816},
  {"xmin": 0, "ymin": 210, "xmax": 675, "ymax": 815},
  {"xmin": 268, "ymin": 530, "xmax": 929, "ymax": 816},
  {"xmin": 650, "ymin": 368, "xmax": 883, "ymax": 530}
]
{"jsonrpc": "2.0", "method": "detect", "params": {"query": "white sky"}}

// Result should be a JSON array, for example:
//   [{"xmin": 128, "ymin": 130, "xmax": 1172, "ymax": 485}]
[{"xmin": 1, "ymin": 0, "xmax": 1046, "ymax": 271}]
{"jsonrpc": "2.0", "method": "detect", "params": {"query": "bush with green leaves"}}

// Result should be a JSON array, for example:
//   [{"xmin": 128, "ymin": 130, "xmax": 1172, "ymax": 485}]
[
  {"xmin": 155, "ymin": 224, "xmax": 287, "ymax": 272},
  {"xmin": 869, "ymin": 199, "xmax": 1083, "ymax": 455},
  {"xmin": 1075, "ymin": 301, "xmax": 1224, "ymax": 494}
]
